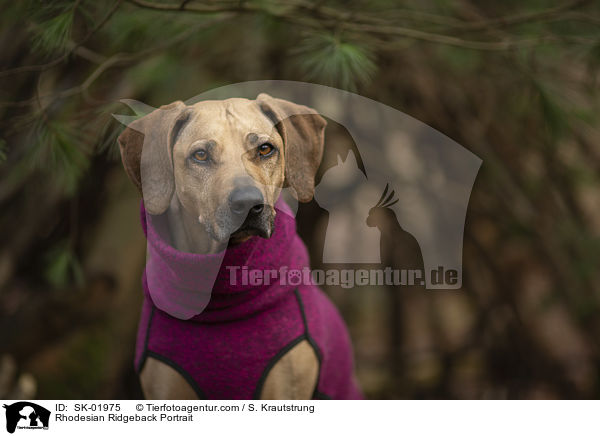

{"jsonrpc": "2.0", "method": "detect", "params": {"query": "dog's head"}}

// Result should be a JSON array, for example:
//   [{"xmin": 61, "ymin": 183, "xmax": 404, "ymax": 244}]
[{"xmin": 118, "ymin": 93, "xmax": 326, "ymax": 244}]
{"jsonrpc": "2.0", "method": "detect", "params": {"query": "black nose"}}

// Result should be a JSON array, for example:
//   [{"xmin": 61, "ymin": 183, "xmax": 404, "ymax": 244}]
[{"xmin": 228, "ymin": 186, "xmax": 264, "ymax": 216}]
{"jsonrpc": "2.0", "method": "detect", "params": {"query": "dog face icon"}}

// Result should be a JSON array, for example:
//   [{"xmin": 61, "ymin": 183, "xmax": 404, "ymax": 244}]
[{"xmin": 17, "ymin": 406, "xmax": 36, "ymax": 426}]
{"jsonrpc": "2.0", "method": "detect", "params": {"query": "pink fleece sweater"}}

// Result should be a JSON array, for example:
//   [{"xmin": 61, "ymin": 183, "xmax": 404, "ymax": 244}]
[{"xmin": 134, "ymin": 199, "xmax": 363, "ymax": 399}]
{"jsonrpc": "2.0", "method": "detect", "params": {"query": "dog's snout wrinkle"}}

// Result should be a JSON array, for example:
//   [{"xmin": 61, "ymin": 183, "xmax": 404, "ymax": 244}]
[{"xmin": 228, "ymin": 186, "xmax": 264, "ymax": 216}]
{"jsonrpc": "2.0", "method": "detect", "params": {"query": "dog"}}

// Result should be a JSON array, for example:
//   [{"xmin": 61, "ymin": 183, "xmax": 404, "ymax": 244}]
[{"xmin": 118, "ymin": 93, "xmax": 362, "ymax": 399}]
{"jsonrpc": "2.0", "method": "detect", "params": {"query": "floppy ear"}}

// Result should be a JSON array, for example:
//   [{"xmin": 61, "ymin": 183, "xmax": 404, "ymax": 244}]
[
  {"xmin": 256, "ymin": 93, "xmax": 326, "ymax": 202},
  {"xmin": 117, "ymin": 101, "xmax": 188, "ymax": 215}
]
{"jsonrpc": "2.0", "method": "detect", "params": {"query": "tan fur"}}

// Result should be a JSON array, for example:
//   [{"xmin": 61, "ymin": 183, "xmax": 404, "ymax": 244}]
[
  {"xmin": 259, "ymin": 340, "xmax": 319, "ymax": 400},
  {"xmin": 140, "ymin": 340, "xmax": 318, "ymax": 400},
  {"xmin": 140, "ymin": 357, "xmax": 198, "ymax": 399},
  {"xmin": 170, "ymin": 99, "xmax": 287, "ymax": 251},
  {"xmin": 256, "ymin": 94, "xmax": 326, "ymax": 203}
]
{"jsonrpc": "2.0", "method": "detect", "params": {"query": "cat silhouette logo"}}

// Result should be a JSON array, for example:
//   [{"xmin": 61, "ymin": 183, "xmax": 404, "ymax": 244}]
[{"xmin": 3, "ymin": 402, "xmax": 50, "ymax": 434}]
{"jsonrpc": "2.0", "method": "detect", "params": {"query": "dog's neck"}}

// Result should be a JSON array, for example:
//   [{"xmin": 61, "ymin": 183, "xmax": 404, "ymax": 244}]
[{"xmin": 166, "ymin": 196, "xmax": 227, "ymax": 254}]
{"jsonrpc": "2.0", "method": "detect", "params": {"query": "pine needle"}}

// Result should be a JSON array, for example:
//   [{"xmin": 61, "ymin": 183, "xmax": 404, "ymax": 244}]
[
  {"xmin": 294, "ymin": 33, "xmax": 377, "ymax": 91},
  {"xmin": 44, "ymin": 240, "xmax": 84, "ymax": 289},
  {"xmin": 31, "ymin": 10, "xmax": 75, "ymax": 55},
  {"xmin": 29, "ymin": 117, "xmax": 89, "ymax": 195}
]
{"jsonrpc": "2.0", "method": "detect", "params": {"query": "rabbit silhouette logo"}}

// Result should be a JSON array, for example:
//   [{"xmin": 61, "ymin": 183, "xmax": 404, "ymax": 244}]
[{"xmin": 314, "ymin": 151, "xmax": 425, "ymax": 276}]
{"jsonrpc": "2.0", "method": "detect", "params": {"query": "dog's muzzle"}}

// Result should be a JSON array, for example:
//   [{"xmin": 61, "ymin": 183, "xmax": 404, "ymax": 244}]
[
  {"xmin": 227, "ymin": 186, "xmax": 273, "ymax": 240},
  {"xmin": 229, "ymin": 186, "xmax": 264, "ymax": 217}
]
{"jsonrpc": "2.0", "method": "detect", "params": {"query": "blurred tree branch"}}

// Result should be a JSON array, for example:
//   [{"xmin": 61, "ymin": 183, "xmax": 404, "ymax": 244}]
[
  {"xmin": 126, "ymin": 0, "xmax": 598, "ymax": 50},
  {"xmin": 1, "ymin": 0, "xmax": 597, "ymax": 109},
  {"xmin": 0, "ymin": 14, "xmax": 233, "ymax": 109},
  {"xmin": 0, "ymin": 0, "xmax": 124, "ymax": 78}
]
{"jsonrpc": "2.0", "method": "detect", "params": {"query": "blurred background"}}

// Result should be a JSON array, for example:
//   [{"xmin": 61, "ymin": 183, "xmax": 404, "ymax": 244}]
[{"xmin": 1, "ymin": 0, "xmax": 599, "ymax": 399}]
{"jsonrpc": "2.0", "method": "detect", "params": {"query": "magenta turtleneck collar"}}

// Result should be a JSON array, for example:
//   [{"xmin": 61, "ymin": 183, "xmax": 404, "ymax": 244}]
[{"xmin": 141, "ymin": 198, "xmax": 308, "ymax": 321}]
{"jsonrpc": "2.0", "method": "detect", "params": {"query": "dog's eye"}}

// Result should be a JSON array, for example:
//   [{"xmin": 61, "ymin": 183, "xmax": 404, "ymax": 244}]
[
  {"xmin": 257, "ymin": 143, "xmax": 275, "ymax": 157},
  {"xmin": 192, "ymin": 150, "xmax": 208, "ymax": 162}
]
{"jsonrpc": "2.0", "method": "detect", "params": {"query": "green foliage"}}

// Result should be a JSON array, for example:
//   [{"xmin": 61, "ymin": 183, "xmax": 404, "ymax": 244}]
[
  {"xmin": 123, "ymin": 54, "xmax": 180, "ymax": 95},
  {"xmin": 43, "ymin": 240, "xmax": 84, "ymax": 289},
  {"xmin": 28, "ymin": 117, "xmax": 89, "ymax": 196},
  {"xmin": 295, "ymin": 33, "xmax": 377, "ymax": 91},
  {"xmin": 2, "ymin": 0, "xmax": 600, "ymax": 401},
  {"xmin": 435, "ymin": 46, "xmax": 482, "ymax": 73},
  {"xmin": 0, "ymin": 138, "xmax": 8, "ymax": 163},
  {"xmin": 96, "ymin": 103, "xmax": 125, "ymax": 160},
  {"xmin": 532, "ymin": 80, "xmax": 568, "ymax": 141},
  {"xmin": 32, "ymin": 9, "xmax": 75, "ymax": 55},
  {"xmin": 576, "ymin": 235, "xmax": 600, "ymax": 281},
  {"xmin": 38, "ymin": 325, "xmax": 111, "ymax": 397},
  {"xmin": 587, "ymin": 42, "xmax": 600, "ymax": 73},
  {"xmin": 101, "ymin": 8, "xmax": 199, "ymax": 52}
]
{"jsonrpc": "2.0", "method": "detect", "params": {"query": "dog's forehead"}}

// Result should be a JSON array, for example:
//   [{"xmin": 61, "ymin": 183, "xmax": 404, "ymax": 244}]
[
  {"xmin": 187, "ymin": 98, "xmax": 275, "ymax": 133},
  {"xmin": 172, "ymin": 98, "xmax": 282, "ymax": 152}
]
